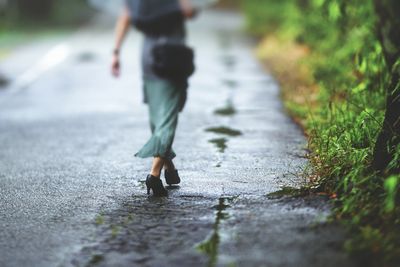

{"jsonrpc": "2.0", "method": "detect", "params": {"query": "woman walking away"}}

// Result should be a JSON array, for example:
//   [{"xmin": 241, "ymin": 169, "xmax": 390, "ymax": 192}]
[{"xmin": 111, "ymin": 0, "xmax": 196, "ymax": 196}]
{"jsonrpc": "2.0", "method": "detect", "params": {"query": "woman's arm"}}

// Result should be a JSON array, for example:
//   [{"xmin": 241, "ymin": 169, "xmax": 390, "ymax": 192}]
[
  {"xmin": 179, "ymin": 0, "xmax": 197, "ymax": 19},
  {"xmin": 111, "ymin": 8, "xmax": 131, "ymax": 77}
]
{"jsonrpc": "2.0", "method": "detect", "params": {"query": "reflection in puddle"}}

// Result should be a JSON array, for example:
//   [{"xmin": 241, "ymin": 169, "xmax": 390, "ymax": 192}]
[
  {"xmin": 76, "ymin": 51, "xmax": 97, "ymax": 62},
  {"xmin": 205, "ymin": 126, "xmax": 242, "ymax": 137},
  {"xmin": 266, "ymin": 186, "xmax": 306, "ymax": 199},
  {"xmin": 222, "ymin": 79, "xmax": 238, "ymax": 89},
  {"xmin": 214, "ymin": 102, "xmax": 236, "ymax": 116},
  {"xmin": 196, "ymin": 197, "xmax": 232, "ymax": 267},
  {"xmin": 217, "ymin": 31, "xmax": 232, "ymax": 49},
  {"xmin": 206, "ymin": 126, "xmax": 242, "ymax": 153},
  {"xmin": 0, "ymin": 74, "xmax": 9, "ymax": 88},
  {"xmin": 221, "ymin": 55, "xmax": 236, "ymax": 69},
  {"xmin": 209, "ymin": 138, "xmax": 228, "ymax": 153},
  {"xmin": 166, "ymin": 185, "xmax": 180, "ymax": 190}
]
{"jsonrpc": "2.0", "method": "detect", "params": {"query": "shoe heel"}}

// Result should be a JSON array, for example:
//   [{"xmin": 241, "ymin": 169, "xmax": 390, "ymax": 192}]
[{"xmin": 146, "ymin": 175, "xmax": 168, "ymax": 197}]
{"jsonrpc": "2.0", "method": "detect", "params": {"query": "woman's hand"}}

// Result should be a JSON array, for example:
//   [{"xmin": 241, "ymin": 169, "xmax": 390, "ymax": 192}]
[
  {"xmin": 111, "ymin": 8, "xmax": 130, "ymax": 78},
  {"xmin": 111, "ymin": 54, "xmax": 120, "ymax": 78},
  {"xmin": 182, "ymin": 7, "xmax": 197, "ymax": 19},
  {"xmin": 179, "ymin": 0, "xmax": 198, "ymax": 19}
]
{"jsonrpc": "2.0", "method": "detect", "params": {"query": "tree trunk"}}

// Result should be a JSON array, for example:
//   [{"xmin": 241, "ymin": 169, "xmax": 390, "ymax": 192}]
[{"xmin": 372, "ymin": 0, "xmax": 400, "ymax": 172}]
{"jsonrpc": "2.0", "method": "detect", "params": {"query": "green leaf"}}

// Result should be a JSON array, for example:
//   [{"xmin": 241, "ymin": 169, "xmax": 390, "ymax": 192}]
[
  {"xmin": 328, "ymin": 2, "xmax": 341, "ymax": 21},
  {"xmin": 384, "ymin": 176, "xmax": 399, "ymax": 213}
]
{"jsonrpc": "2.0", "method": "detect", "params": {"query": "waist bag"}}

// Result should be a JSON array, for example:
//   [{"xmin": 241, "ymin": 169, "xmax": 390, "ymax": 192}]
[
  {"xmin": 152, "ymin": 43, "xmax": 195, "ymax": 82},
  {"xmin": 126, "ymin": 0, "xmax": 184, "ymax": 35}
]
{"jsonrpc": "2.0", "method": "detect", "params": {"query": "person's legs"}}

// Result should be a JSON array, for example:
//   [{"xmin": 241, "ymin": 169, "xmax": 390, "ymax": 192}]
[
  {"xmin": 163, "ymin": 158, "xmax": 181, "ymax": 185},
  {"xmin": 145, "ymin": 157, "xmax": 168, "ymax": 197},
  {"xmin": 150, "ymin": 157, "xmax": 165, "ymax": 177},
  {"xmin": 164, "ymin": 159, "xmax": 176, "ymax": 171},
  {"xmin": 135, "ymin": 79, "xmax": 181, "ymax": 160},
  {"xmin": 138, "ymin": 79, "xmax": 184, "ymax": 195}
]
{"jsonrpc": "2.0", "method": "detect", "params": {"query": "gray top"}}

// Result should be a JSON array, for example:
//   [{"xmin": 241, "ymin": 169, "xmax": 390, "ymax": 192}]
[
  {"xmin": 125, "ymin": 0, "xmax": 180, "ymax": 21},
  {"xmin": 125, "ymin": 0, "xmax": 186, "ymax": 80}
]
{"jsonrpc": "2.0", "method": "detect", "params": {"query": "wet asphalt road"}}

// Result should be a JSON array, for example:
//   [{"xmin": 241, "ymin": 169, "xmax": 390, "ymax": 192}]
[{"xmin": 0, "ymin": 10, "xmax": 357, "ymax": 267}]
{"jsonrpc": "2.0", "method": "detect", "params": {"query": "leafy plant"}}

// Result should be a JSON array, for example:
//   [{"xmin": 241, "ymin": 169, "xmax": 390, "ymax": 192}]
[{"xmin": 240, "ymin": 0, "xmax": 400, "ymax": 264}]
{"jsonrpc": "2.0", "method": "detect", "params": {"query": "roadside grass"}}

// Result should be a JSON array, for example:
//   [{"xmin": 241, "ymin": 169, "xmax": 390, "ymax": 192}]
[{"xmin": 239, "ymin": 0, "xmax": 400, "ymax": 265}]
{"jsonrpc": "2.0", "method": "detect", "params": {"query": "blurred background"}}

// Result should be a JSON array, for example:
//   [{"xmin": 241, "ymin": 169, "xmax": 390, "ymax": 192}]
[
  {"xmin": 0, "ymin": 0, "xmax": 95, "ymax": 29},
  {"xmin": 0, "ymin": 0, "xmax": 219, "ymax": 70},
  {"xmin": 0, "ymin": 0, "xmax": 96, "ymax": 71},
  {"xmin": 0, "ymin": 0, "xmax": 399, "ymax": 266}
]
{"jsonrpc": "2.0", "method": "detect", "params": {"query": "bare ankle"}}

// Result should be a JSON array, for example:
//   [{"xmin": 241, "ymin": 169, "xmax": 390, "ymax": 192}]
[
  {"xmin": 150, "ymin": 171, "xmax": 161, "ymax": 178},
  {"xmin": 151, "ymin": 157, "xmax": 165, "ymax": 178}
]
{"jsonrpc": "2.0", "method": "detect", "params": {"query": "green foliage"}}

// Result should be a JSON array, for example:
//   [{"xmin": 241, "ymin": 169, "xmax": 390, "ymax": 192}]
[
  {"xmin": 0, "ymin": 0, "xmax": 93, "ymax": 31},
  {"xmin": 242, "ymin": 0, "xmax": 299, "ymax": 37},
  {"xmin": 241, "ymin": 0, "xmax": 400, "ymax": 264},
  {"xmin": 384, "ymin": 176, "xmax": 399, "ymax": 213}
]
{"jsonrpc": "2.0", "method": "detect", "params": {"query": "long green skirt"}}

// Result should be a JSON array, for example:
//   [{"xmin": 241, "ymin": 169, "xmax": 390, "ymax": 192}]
[{"xmin": 135, "ymin": 79, "xmax": 183, "ymax": 160}]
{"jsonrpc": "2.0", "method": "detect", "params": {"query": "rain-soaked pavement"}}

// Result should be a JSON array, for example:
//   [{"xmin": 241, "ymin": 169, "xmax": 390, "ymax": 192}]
[{"xmin": 0, "ymin": 10, "xmax": 357, "ymax": 267}]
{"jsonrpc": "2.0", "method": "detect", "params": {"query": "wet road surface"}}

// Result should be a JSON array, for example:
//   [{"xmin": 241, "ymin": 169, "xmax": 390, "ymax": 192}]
[{"xmin": 0, "ymin": 10, "xmax": 356, "ymax": 267}]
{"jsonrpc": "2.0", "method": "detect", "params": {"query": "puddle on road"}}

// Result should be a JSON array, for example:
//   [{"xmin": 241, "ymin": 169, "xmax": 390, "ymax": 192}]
[
  {"xmin": 0, "ymin": 74, "xmax": 9, "ymax": 89},
  {"xmin": 221, "ymin": 55, "xmax": 237, "ymax": 69},
  {"xmin": 205, "ymin": 126, "xmax": 242, "ymax": 137},
  {"xmin": 76, "ymin": 51, "xmax": 97, "ymax": 63},
  {"xmin": 217, "ymin": 31, "xmax": 232, "ymax": 49},
  {"xmin": 206, "ymin": 126, "xmax": 242, "ymax": 153},
  {"xmin": 196, "ymin": 197, "xmax": 234, "ymax": 267},
  {"xmin": 88, "ymin": 254, "xmax": 104, "ymax": 266},
  {"xmin": 209, "ymin": 138, "xmax": 228, "ymax": 153},
  {"xmin": 222, "ymin": 79, "xmax": 238, "ymax": 89},
  {"xmin": 267, "ymin": 186, "xmax": 308, "ymax": 199},
  {"xmin": 214, "ymin": 102, "xmax": 237, "ymax": 117}
]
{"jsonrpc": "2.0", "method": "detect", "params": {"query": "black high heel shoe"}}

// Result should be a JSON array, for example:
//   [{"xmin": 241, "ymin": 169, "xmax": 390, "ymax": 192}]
[
  {"xmin": 146, "ymin": 175, "xmax": 168, "ymax": 197},
  {"xmin": 164, "ymin": 169, "xmax": 181, "ymax": 185}
]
